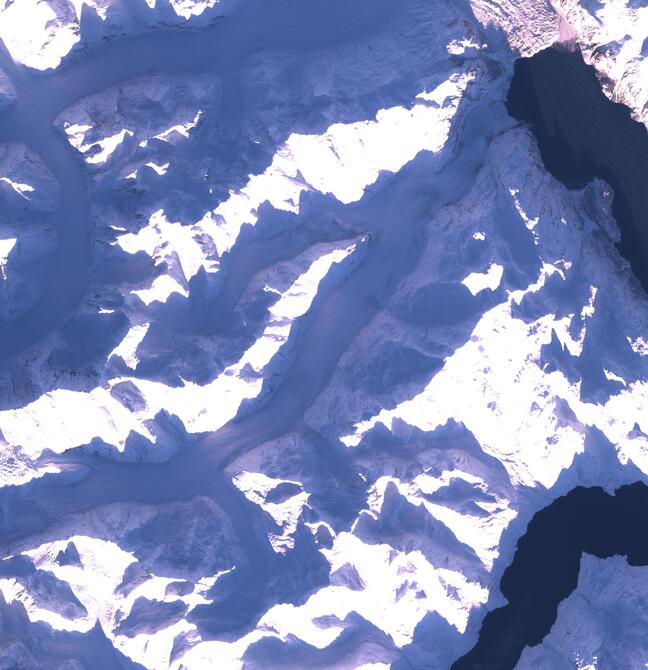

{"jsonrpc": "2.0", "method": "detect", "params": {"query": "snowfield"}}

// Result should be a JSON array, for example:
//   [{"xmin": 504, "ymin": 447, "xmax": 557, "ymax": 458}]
[{"xmin": 1, "ymin": 0, "xmax": 648, "ymax": 668}]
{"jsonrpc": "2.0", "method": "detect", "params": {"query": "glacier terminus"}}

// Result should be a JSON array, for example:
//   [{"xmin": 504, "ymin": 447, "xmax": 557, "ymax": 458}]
[{"xmin": 1, "ymin": 0, "xmax": 648, "ymax": 669}]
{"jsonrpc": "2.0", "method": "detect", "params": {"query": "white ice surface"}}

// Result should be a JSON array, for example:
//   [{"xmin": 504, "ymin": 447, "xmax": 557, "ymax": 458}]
[{"xmin": 1, "ymin": 0, "xmax": 648, "ymax": 669}]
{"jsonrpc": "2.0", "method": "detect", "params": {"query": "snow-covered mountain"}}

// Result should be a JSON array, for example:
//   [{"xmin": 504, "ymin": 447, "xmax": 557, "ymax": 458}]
[
  {"xmin": 1, "ymin": 0, "xmax": 648, "ymax": 668},
  {"xmin": 518, "ymin": 554, "xmax": 648, "ymax": 669}
]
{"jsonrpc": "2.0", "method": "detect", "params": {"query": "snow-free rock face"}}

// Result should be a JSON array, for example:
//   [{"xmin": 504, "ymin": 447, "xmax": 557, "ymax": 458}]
[
  {"xmin": 1, "ymin": 0, "xmax": 648, "ymax": 669},
  {"xmin": 555, "ymin": 0, "xmax": 648, "ymax": 126}
]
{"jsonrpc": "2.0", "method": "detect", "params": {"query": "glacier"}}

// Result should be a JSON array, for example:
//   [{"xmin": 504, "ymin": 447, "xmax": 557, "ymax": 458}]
[{"xmin": 1, "ymin": 0, "xmax": 648, "ymax": 668}]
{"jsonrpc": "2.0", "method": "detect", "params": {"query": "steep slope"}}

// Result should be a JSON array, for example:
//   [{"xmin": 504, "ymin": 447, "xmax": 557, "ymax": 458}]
[
  {"xmin": 517, "ymin": 553, "xmax": 648, "ymax": 669},
  {"xmin": 1, "ymin": 1, "xmax": 648, "ymax": 669}
]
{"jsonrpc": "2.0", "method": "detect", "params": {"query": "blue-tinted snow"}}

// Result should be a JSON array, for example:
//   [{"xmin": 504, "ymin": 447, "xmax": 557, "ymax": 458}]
[{"xmin": 1, "ymin": 0, "xmax": 648, "ymax": 669}]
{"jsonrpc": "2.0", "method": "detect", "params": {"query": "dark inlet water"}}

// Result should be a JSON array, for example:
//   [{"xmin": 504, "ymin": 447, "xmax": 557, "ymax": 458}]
[
  {"xmin": 505, "ymin": 46, "xmax": 648, "ymax": 292},
  {"xmin": 450, "ymin": 47, "xmax": 648, "ymax": 668},
  {"xmin": 451, "ymin": 483, "xmax": 648, "ymax": 669}
]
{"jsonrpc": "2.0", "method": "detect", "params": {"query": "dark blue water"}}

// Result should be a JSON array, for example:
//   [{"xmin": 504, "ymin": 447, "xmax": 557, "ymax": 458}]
[
  {"xmin": 505, "ymin": 46, "xmax": 648, "ymax": 292},
  {"xmin": 452, "ymin": 46, "xmax": 648, "ymax": 668},
  {"xmin": 452, "ymin": 482, "xmax": 648, "ymax": 669}
]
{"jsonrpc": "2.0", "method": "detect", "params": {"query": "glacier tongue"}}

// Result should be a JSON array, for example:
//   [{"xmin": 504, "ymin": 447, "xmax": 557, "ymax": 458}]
[{"xmin": 0, "ymin": 0, "xmax": 648, "ymax": 669}]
